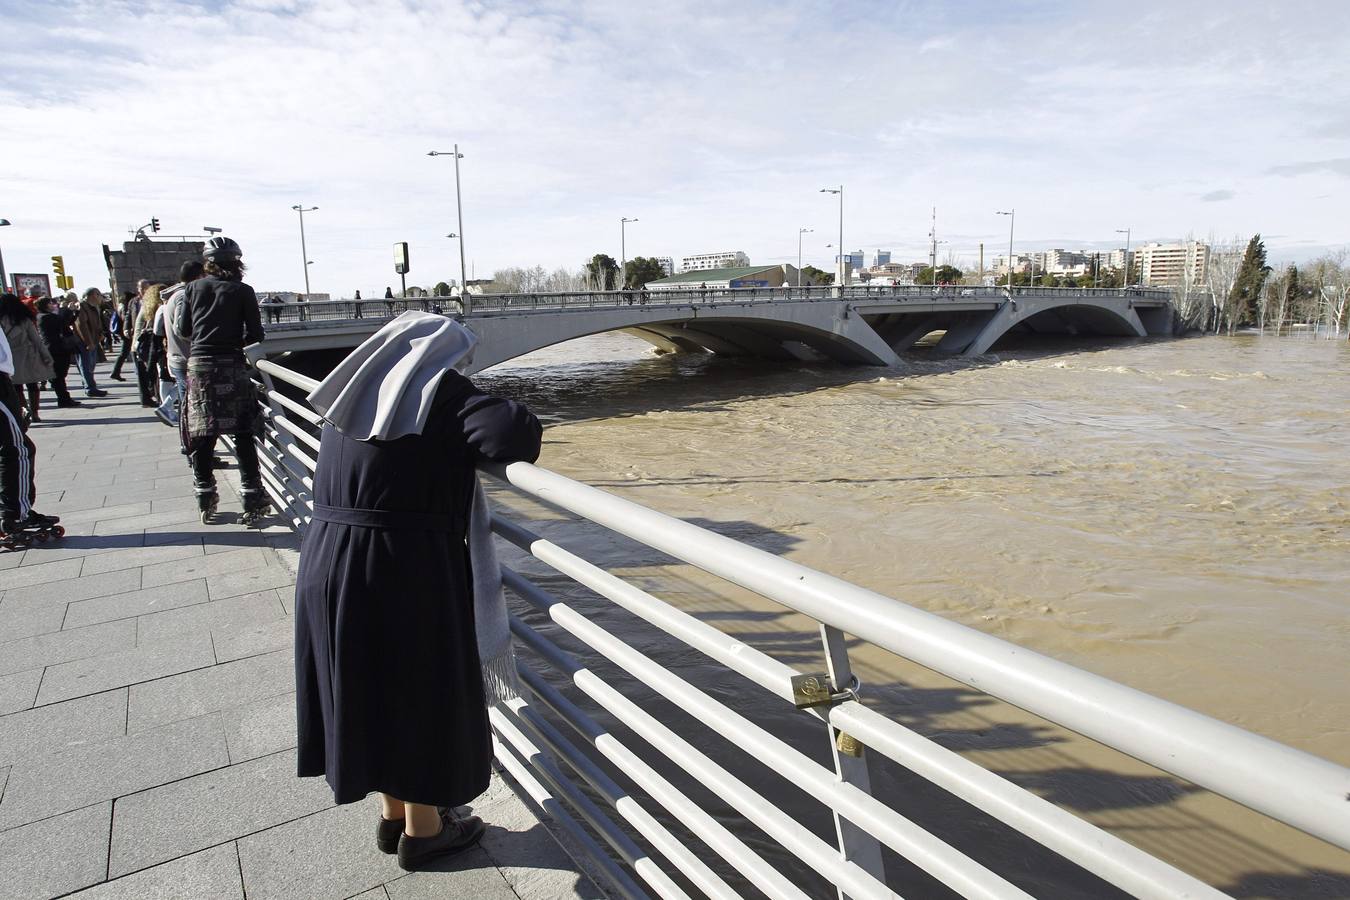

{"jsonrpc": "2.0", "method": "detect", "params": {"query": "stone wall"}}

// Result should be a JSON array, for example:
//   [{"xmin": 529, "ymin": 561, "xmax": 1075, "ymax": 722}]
[{"xmin": 104, "ymin": 239, "xmax": 204, "ymax": 299}]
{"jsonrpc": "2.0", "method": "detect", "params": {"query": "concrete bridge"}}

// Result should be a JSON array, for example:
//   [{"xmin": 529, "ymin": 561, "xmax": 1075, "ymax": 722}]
[{"xmin": 256, "ymin": 285, "xmax": 1174, "ymax": 373}]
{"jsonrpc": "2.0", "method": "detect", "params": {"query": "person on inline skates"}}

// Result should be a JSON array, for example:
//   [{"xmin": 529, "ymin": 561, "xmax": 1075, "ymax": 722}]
[
  {"xmin": 0, "ymin": 327, "xmax": 61, "ymax": 547},
  {"xmin": 173, "ymin": 237, "xmax": 268, "ymax": 524}
]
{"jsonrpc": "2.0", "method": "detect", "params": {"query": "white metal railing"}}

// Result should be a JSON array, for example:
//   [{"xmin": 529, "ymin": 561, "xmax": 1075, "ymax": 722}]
[{"xmin": 248, "ymin": 356, "xmax": 1350, "ymax": 900}]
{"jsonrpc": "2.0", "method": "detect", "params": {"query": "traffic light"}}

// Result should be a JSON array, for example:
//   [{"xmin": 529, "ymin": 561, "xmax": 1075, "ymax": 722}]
[
  {"xmin": 151, "ymin": 217, "xmax": 161, "ymax": 233},
  {"xmin": 51, "ymin": 255, "xmax": 65, "ymax": 277}
]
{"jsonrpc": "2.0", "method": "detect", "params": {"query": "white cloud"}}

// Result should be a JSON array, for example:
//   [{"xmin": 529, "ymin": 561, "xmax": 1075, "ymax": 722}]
[{"xmin": 2, "ymin": 0, "xmax": 1348, "ymax": 296}]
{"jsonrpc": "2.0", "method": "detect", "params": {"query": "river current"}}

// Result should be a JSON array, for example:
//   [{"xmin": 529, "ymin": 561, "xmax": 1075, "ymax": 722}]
[{"xmin": 476, "ymin": 332, "xmax": 1349, "ymax": 898}]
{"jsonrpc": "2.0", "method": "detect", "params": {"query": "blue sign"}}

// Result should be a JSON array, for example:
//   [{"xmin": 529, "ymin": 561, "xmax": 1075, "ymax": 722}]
[{"xmin": 731, "ymin": 279, "xmax": 769, "ymax": 288}]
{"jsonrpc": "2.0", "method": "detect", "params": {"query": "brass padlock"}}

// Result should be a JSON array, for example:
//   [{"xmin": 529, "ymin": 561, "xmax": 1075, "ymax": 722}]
[{"xmin": 836, "ymin": 731, "xmax": 864, "ymax": 758}]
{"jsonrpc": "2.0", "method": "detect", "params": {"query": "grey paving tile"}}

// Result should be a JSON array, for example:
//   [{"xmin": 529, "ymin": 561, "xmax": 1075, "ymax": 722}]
[
  {"xmin": 109, "ymin": 749, "xmax": 331, "ymax": 877},
  {"xmin": 222, "ymin": 691, "xmax": 297, "ymax": 764},
  {"xmin": 214, "ymin": 617, "xmax": 293, "ymax": 663},
  {"xmin": 384, "ymin": 854, "xmax": 518, "ymax": 900},
  {"xmin": 0, "ymin": 801, "xmax": 111, "ymax": 899},
  {"xmin": 206, "ymin": 564, "xmax": 296, "ymax": 601},
  {"xmin": 0, "ymin": 550, "xmax": 25, "ymax": 569},
  {"xmin": 351, "ymin": 888, "xmax": 389, "ymax": 900},
  {"xmin": 128, "ymin": 649, "xmax": 293, "ymax": 733},
  {"xmin": 136, "ymin": 589, "xmax": 286, "ymax": 645},
  {"xmin": 0, "ymin": 556, "xmax": 83, "ymax": 590},
  {"xmin": 140, "ymin": 547, "xmax": 276, "ymax": 589},
  {"xmin": 92, "ymin": 507, "xmax": 205, "ymax": 536},
  {"xmin": 80, "ymin": 542, "xmax": 203, "ymax": 577},
  {"xmin": 67, "ymin": 842, "xmax": 244, "ymax": 899},
  {"xmin": 0, "ymin": 713, "xmax": 227, "ymax": 828},
  {"xmin": 237, "ymin": 797, "xmax": 400, "ymax": 900},
  {"xmin": 0, "ymin": 619, "xmax": 137, "ymax": 677},
  {"xmin": 279, "ymin": 586, "xmax": 295, "ymax": 615},
  {"xmin": 0, "ymin": 595, "xmax": 66, "ymax": 644},
  {"xmin": 474, "ymin": 780, "xmax": 604, "ymax": 900},
  {"xmin": 0, "ymin": 689, "xmax": 128, "ymax": 767},
  {"xmin": 64, "ymin": 578, "xmax": 210, "ymax": 630},
  {"xmin": 0, "ymin": 765, "xmax": 8, "ymax": 801},
  {"xmin": 0, "ymin": 667, "xmax": 42, "ymax": 715},
  {"xmin": 0, "ymin": 564, "xmax": 142, "ymax": 614},
  {"xmin": 150, "ymin": 495, "xmax": 200, "ymax": 514},
  {"xmin": 36, "ymin": 630, "xmax": 215, "ymax": 705},
  {"xmin": 60, "ymin": 503, "xmax": 154, "ymax": 526}
]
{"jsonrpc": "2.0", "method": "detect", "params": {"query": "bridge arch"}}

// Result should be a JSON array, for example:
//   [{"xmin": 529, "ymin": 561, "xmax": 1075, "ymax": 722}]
[{"xmin": 962, "ymin": 297, "xmax": 1148, "ymax": 357}]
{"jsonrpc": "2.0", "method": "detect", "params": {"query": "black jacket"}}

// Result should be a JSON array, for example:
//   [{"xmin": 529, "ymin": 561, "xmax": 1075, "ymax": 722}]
[
  {"xmin": 176, "ymin": 275, "xmax": 264, "ymax": 357},
  {"xmin": 37, "ymin": 311, "xmax": 75, "ymax": 360}
]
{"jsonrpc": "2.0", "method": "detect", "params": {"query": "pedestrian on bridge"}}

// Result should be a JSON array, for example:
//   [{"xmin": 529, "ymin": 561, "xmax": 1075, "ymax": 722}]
[
  {"xmin": 0, "ymin": 294, "xmax": 54, "ymax": 423},
  {"xmin": 294, "ymin": 311, "xmax": 542, "ymax": 871}
]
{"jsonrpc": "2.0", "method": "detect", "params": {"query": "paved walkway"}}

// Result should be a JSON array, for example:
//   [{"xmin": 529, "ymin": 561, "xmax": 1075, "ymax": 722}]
[{"xmin": 0, "ymin": 371, "xmax": 597, "ymax": 899}]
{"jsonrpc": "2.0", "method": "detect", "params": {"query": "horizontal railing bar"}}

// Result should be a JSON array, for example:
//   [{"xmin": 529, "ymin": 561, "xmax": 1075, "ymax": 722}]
[
  {"xmin": 491, "ymin": 706, "xmax": 690, "ymax": 900},
  {"xmin": 518, "ymin": 664, "xmax": 810, "ymax": 900},
  {"xmin": 504, "ymin": 570, "xmax": 1027, "ymax": 900},
  {"xmin": 273, "ymin": 414, "xmax": 322, "ymax": 454},
  {"xmin": 509, "ymin": 614, "xmax": 897, "ymax": 900},
  {"xmin": 503, "ymin": 695, "xmax": 742, "ymax": 900},
  {"xmin": 255, "ymin": 358, "xmax": 322, "ymax": 392},
  {"xmin": 827, "ymin": 701, "xmax": 1228, "ymax": 900},
  {"xmin": 491, "ymin": 515, "xmax": 799, "ymax": 704},
  {"xmin": 491, "ymin": 512, "xmax": 1226, "ymax": 898},
  {"xmin": 265, "ymin": 387, "xmax": 325, "ymax": 426},
  {"xmin": 491, "ymin": 731, "xmax": 652, "ymax": 900},
  {"xmin": 486, "ymin": 462, "xmax": 1350, "ymax": 852}
]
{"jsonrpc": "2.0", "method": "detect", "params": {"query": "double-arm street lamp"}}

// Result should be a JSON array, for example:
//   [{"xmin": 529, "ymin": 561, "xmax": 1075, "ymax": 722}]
[
  {"xmin": 291, "ymin": 205, "xmax": 317, "ymax": 295},
  {"xmin": 797, "ymin": 227, "xmax": 813, "ymax": 287},
  {"xmin": 820, "ymin": 186, "xmax": 843, "ymax": 286},
  {"xmin": 1116, "ymin": 227, "xmax": 1132, "ymax": 288},
  {"xmin": 620, "ymin": 217, "xmax": 638, "ymax": 276},
  {"xmin": 996, "ymin": 209, "xmax": 1015, "ymax": 291},
  {"xmin": 428, "ymin": 146, "xmax": 468, "ymax": 293}
]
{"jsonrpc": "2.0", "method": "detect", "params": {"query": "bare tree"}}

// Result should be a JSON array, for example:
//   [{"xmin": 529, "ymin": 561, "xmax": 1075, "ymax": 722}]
[{"xmin": 1205, "ymin": 236, "xmax": 1244, "ymax": 333}]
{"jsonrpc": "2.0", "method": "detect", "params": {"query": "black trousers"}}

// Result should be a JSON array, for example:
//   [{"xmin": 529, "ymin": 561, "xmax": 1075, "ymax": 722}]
[
  {"xmin": 189, "ymin": 434, "xmax": 261, "ymax": 495},
  {"xmin": 110, "ymin": 335, "xmax": 133, "ymax": 377},
  {"xmin": 48, "ymin": 355, "xmax": 73, "ymax": 405},
  {"xmin": 0, "ymin": 376, "xmax": 35, "ymax": 520}
]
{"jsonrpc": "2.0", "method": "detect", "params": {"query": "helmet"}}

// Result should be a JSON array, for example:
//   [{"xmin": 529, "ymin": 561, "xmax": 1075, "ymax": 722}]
[{"xmin": 204, "ymin": 236, "xmax": 242, "ymax": 260}]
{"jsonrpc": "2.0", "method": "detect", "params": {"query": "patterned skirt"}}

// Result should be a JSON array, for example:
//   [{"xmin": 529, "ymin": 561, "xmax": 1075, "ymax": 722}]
[{"xmin": 184, "ymin": 355, "xmax": 259, "ymax": 442}]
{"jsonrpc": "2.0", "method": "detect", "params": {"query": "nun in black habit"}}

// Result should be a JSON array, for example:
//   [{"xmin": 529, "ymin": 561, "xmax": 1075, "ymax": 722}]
[{"xmin": 294, "ymin": 311, "xmax": 541, "ymax": 870}]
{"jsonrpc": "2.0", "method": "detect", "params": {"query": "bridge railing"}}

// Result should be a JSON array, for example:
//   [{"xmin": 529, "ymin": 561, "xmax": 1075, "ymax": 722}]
[
  {"xmin": 259, "ymin": 285, "xmax": 1173, "ymax": 329},
  {"xmin": 244, "ymin": 355, "xmax": 1346, "ymax": 899}
]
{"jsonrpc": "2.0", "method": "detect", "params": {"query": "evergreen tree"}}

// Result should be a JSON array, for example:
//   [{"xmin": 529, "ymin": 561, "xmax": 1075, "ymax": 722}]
[
  {"xmin": 622, "ymin": 257, "xmax": 665, "ymax": 289},
  {"xmin": 1229, "ymin": 234, "xmax": 1270, "ymax": 326},
  {"xmin": 584, "ymin": 254, "xmax": 620, "ymax": 291}
]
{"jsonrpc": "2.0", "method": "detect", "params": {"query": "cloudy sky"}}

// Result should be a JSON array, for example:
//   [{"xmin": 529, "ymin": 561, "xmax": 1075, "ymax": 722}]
[{"xmin": 2, "ymin": 0, "xmax": 1347, "ymax": 296}]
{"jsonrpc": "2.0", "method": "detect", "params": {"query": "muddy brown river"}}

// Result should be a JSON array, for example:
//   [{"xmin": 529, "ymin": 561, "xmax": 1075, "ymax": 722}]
[{"xmin": 475, "ymin": 332, "xmax": 1349, "ymax": 899}]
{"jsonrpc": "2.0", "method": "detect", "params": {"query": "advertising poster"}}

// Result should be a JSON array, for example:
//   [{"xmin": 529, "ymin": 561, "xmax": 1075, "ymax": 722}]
[{"xmin": 10, "ymin": 273, "xmax": 52, "ymax": 298}]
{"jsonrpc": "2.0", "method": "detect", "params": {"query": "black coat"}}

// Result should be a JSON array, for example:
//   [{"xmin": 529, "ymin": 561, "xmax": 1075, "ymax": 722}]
[
  {"xmin": 294, "ymin": 371, "xmax": 542, "ymax": 806},
  {"xmin": 177, "ymin": 275, "xmax": 264, "ymax": 357},
  {"xmin": 37, "ymin": 311, "xmax": 75, "ymax": 364}
]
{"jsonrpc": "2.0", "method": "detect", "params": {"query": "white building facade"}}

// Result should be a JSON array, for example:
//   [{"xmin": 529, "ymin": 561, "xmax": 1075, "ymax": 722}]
[{"xmin": 680, "ymin": 251, "xmax": 750, "ymax": 272}]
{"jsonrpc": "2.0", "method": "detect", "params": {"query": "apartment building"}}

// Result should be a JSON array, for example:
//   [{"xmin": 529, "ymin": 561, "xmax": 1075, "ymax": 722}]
[
  {"xmin": 654, "ymin": 257, "xmax": 675, "ymax": 277},
  {"xmin": 1135, "ymin": 241, "xmax": 1210, "ymax": 286},
  {"xmin": 680, "ymin": 251, "xmax": 750, "ymax": 272}
]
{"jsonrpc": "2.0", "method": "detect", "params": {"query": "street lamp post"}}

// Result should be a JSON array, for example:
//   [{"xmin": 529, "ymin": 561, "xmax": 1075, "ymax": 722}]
[
  {"xmin": 820, "ymin": 186, "xmax": 843, "ymax": 288},
  {"xmin": 797, "ymin": 228, "xmax": 813, "ymax": 287},
  {"xmin": 996, "ymin": 210, "xmax": 1015, "ymax": 292},
  {"xmin": 0, "ymin": 219, "xmax": 11, "ymax": 289},
  {"xmin": 428, "ymin": 146, "xmax": 468, "ymax": 294},
  {"xmin": 620, "ymin": 217, "xmax": 638, "ymax": 286},
  {"xmin": 291, "ymin": 205, "xmax": 317, "ymax": 295},
  {"xmin": 1116, "ymin": 227, "xmax": 1132, "ymax": 288}
]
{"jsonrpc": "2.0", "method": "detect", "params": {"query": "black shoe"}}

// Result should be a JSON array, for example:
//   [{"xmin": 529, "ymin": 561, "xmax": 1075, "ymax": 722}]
[
  {"xmin": 56, "ymin": 399, "xmax": 82, "ymax": 408},
  {"xmin": 110, "ymin": 374, "xmax": 126, "ymax": 382},
  {"xmin": 87, "ymin": 389, "xmax": 109, "ymax": 398},
  {"xmin": 376, "ymin": 817, "xmax": 403, "ymax": 854},
  {"xmin": 396, "ymin": 812, "xmax": 485, "ymax": 871}
]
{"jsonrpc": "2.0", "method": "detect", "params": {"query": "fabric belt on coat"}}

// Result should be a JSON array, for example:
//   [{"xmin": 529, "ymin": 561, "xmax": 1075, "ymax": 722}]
[{"xmin": 312, "ymin": 503, "xmax": 461, "ymax": 533}]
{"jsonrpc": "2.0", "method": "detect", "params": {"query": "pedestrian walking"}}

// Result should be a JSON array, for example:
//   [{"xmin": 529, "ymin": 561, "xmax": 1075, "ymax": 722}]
[
  {"xmin": 0, "ymin": 294, "xmax": 55, "ymax": 423},
  {"xmin": 154, "ymin": 261, "xmax": 204, "ymax": 428},
  {"xmin": 72, "ymin": 288, "xmax": 109, "ymax": 398},
  {"xmin": 35, "ymin": 297, "xmax": 79, "ymax": 409},
  {"xmin": 174, "ymin": 237, "xmax": 267, "ymax": 523},
  {"xmin": 110, "ymin": 282, "xmax": 145, "ymax": 381},
  {"xmin": 295, "ymin": 311, "xmax": 541, "ymax": 871},
  {"xmin": 131, "ymin": 284, "xmax": 164, "ymax": 407},
  {"xmin": 0, "ymin": 327, "xmax": 60, "ymax": 543}
]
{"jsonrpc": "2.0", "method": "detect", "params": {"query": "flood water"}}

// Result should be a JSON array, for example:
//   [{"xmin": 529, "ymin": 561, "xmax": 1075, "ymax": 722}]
[{"xmin": 475, "ymin": 331, "xmax": 1350, "ymax": 898}]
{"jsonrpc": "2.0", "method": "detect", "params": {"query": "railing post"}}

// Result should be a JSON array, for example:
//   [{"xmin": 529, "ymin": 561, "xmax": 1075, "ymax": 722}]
[{"xmin": 819, "ymin": 624, "xmax": 887, "ymax": 897}]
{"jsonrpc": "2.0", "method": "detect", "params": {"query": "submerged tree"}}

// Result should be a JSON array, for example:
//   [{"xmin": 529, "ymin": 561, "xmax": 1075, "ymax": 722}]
[{"xmin": 1229, "ymin": 235, "xmax": 1271, "ymax": 327}]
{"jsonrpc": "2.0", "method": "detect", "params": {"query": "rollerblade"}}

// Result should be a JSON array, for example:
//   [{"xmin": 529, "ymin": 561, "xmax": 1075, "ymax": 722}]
[
  {"xmin": 196, "ymin": 484, "xmax": 219, "ymax": 525},
  {"xmin": 1, "ymin": 513, "xmax": 65, "ymax": 550},
  {"xmin": 239, "ymin": 487, "xmax": 271, "ymax": 527}
]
